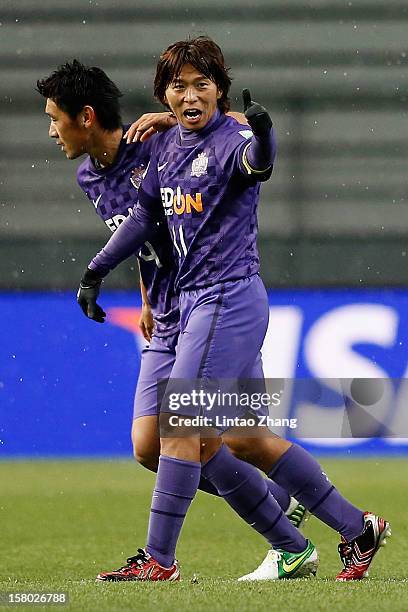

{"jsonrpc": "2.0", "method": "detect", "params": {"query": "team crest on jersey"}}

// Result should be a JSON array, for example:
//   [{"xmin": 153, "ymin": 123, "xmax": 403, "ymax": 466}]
[
  {"xmin": 130, "ymin": 166, "xmax": 145, "ymax": 190},
  {"xmin": 191, "ymin": 152, "xmax": 208, "ymax": 178}
]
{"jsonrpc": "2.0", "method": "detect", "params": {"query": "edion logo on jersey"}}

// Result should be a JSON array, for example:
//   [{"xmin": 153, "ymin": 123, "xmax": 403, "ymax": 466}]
[
  {"xmin": 160, "ymin": 186, "xmax": 203, "ymax": 216},
  {"xmin": 104, "ymin": 207, "xmax": 133, "ymax": 232}
]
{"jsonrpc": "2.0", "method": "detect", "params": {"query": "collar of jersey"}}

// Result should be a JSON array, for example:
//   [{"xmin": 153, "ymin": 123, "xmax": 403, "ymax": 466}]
[{"xmin": 177, "ymin": 108, "xmax": 223, "ymax": 146}]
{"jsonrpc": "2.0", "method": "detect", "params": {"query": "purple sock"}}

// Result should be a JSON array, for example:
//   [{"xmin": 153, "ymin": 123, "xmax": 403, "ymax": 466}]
[
  {"xmin": 200, "ymin": 475, "xmax": 291, "ymax": 513},
  {"xmin": 265, "ymin": 481, "xmax": 291, "ymax": 512},
  {"xmin": 146, "ymin": 455, "xmax": 201, "ymax": 567},
  {"xmin": 269, "ymin": 444, "xmax": 364, "ymax": 541},
  {"xmin": 198, "ymin": 475, "xmax": 219, "ymax": 496},
  {"xmin": 202, "ymin": 445, "xmax": 306, "ymax": 552}
]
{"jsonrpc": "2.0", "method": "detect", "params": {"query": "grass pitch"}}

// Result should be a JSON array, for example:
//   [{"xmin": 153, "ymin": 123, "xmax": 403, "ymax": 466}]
[{"xmin": 1, "ymin": 458, "xmax": 406, "ymax": 611}]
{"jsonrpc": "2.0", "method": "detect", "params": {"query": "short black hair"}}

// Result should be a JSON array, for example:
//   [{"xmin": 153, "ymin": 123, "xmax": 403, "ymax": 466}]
[
  {"xmin": 36, "ymin": 59, "xmax": 123, "ymax": 130},
  {"xmin": 154, "ymin": 36, "xmax": 231, "ymax": 113}
]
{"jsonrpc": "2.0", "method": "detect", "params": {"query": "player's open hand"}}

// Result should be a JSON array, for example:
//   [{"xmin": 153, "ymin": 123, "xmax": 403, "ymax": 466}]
[
  {"xmin": 124, "ymin": 112, "xmax": 177, "ymax": 144},
  {"xmin": 139, "ymin": 303, "xmax": 154, "ymax": 342},
  {"xmin": 77, "ymin": 268, "xmax": 106, "ymax": 323},
  {"xmin": 242, "ymin": 88, "xmax": 272, "ymax": 136}
]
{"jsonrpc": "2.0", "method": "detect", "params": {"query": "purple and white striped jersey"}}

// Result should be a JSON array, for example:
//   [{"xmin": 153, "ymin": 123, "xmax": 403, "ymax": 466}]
[{"xmin": 77, "ymin": 128, "xmax": 179, "ymax": 336}]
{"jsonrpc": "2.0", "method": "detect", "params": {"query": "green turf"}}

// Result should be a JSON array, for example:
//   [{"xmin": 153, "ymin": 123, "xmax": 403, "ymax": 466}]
[{"xmin": 0, "ymin": 458, "xmax": 406, "ymax": 611}]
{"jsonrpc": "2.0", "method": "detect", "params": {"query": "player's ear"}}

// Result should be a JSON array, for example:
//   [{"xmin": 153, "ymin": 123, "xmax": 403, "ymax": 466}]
[
  {"xmin": 216, "ymin": 89, "xmax": 222, "ymax": 100},
  {"xmin": 81, "ymin": 105, "xmax": 95, "ymax": 128}
]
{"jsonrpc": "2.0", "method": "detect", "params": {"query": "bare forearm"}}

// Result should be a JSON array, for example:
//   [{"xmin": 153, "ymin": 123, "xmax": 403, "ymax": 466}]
[{"xmin": 139, "ymin": 268, "xmax": 150, "ymax": 306}]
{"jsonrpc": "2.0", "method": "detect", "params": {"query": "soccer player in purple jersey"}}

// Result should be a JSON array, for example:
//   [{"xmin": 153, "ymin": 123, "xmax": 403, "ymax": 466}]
[
  {"xmin": 36, "ymin": 61, "xmax": 310, "ymax": 517},
  {"xmin": 36, "ymin": 59, "xmax": 309, "ymax": 536},
  {"xmin": 79, "ymin": 39, "xmax": 317, "ymax": 580},
  {"xmin": 77, "ymin": 38, "xmax": 391, "ymax": 582},
  {"xmin": 36, "ymin": 61, "xmax": 180, "ymax": 469}
]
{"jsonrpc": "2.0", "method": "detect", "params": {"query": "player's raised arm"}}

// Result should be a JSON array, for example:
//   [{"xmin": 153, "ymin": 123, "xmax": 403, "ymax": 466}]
[{"xmin": 240, "ymin": 88, "xmax": 277, "ymax": 180}]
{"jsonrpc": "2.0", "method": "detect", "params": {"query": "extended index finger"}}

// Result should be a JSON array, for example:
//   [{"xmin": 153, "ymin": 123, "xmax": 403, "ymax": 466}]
[{"xmin": 242, "ymin": 88, "xmax": 252, "ymax": 112}]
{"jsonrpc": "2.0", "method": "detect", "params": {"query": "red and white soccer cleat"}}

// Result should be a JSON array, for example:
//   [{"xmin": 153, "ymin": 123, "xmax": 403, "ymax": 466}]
[
  {"xmin": 96, "ymin": 548, "xmax": 180, "ymax": 582},
  {"xmin": 335, "ymin": 512, "xmax": 391, "ymax": 581}
]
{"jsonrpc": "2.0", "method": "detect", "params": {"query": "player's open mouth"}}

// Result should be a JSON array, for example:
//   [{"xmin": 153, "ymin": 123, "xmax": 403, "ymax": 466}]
[{"xmin": 183, "ymin": 109, "xmax": 202, "ymax": 123}]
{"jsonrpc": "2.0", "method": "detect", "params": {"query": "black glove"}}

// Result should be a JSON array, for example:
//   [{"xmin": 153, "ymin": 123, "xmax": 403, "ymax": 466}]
[
  {"xmin": 242, "ymin": 88, "xmax": 272, "ymax": 137},
  {"xmin": 77, "ymin": 268, "xmax": 106, "ymax": 323}
]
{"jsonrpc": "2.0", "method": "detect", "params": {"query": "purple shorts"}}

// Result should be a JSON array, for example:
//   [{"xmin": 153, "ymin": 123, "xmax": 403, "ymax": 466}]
[
  {"xmin": 161, "ymin": 274, "xmax": 270, "ymax": 422},
  {"xmin": 133, "ymin": 275, "xmax": 269, "ymax": 426},
  {"xmin": 133, "ymin": 332, "xmax": 178, "ymax": 419},
  {"xmin": 133, "ymin": 332, "xmax": 266, "ymax": 422}
]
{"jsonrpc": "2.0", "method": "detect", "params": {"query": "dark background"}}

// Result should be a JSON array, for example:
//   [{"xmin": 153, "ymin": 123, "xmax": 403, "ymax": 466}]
[{"xmin": 1, "ymin": 0, "xmax": 408, "ymax": 289}]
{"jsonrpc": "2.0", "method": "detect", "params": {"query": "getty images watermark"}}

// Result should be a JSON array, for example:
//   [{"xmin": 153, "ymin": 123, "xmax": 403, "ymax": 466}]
[
  {"xmin": 157, "ymin": 378, "xmax": 408, "ymax": 438},
  {"xmin": 166, "ymin": 387, "xmax": 298, "ymax": 430},
  {"xmin": 156, "ymin": 379, "xmax": 298, "ymax": 435}
]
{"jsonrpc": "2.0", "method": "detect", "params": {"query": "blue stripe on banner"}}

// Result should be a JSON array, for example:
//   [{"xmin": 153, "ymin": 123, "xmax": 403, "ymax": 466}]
[{"xmin": 1, "ymin": 290, "xmax": 408, "ymax": 457}]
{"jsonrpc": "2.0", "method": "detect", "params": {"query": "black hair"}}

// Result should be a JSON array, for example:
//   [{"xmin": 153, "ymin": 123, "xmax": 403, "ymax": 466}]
[
  {"xmin": 154, "ymin": 36, "xmax": 231, "ymax": 113},
  {"xmin": 36, "ymin": 59, "xmax": 123, "ymax": 130}
]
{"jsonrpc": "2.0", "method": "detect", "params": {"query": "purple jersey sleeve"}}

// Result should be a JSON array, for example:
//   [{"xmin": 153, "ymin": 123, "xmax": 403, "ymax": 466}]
[
  {"xmin": 138, "ymin": 148, "xmax": 161, "ymax": 201},
  {"xmin": 87, "ymin": 148, "xmax": 163, "ymax": 276},
  {"xmin": 76, "ymin": 131, "xmax": 180, "ymax": 335},
  {"xmin": 225, "ymin": 124, "xmax": 276, "ymax": 181},
  {"xmin": 243, "ymin": 129, "xmax": 277, "ymax": 176},
  {"xmin": 88, "ymin": 201, "xmax": 156, "ymax": 276}
]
